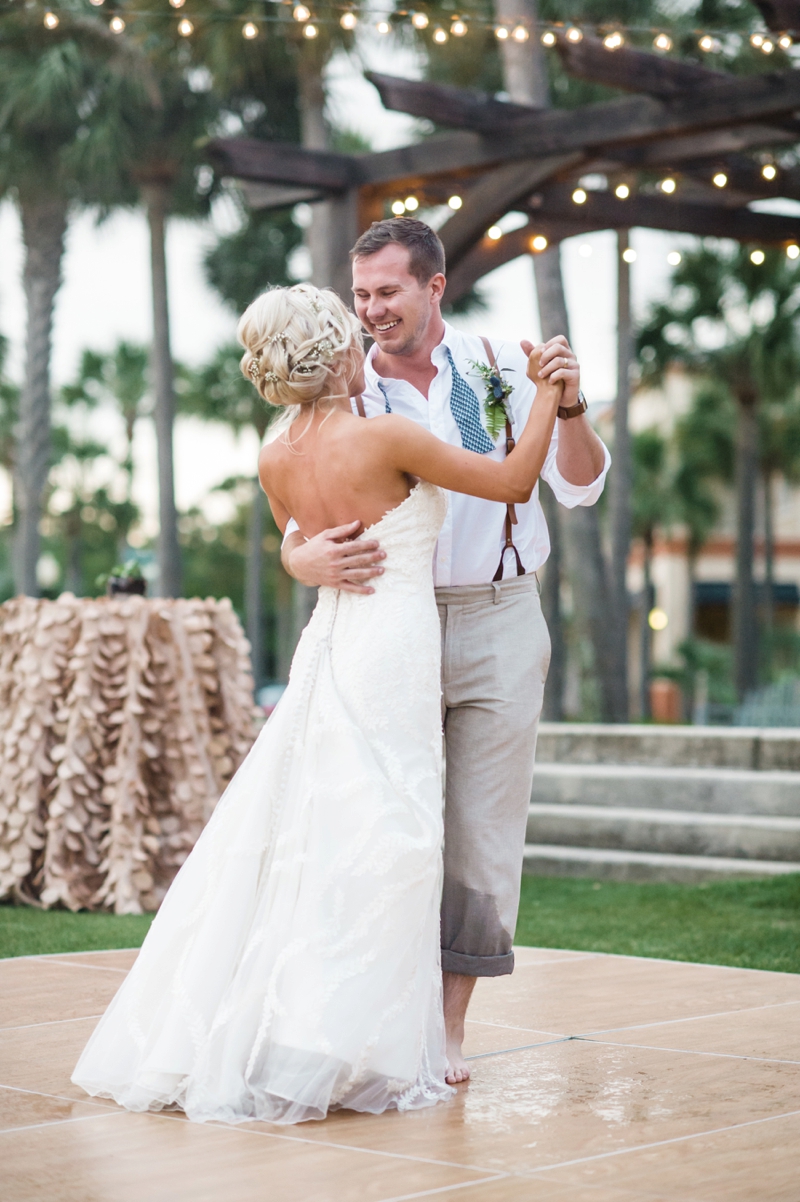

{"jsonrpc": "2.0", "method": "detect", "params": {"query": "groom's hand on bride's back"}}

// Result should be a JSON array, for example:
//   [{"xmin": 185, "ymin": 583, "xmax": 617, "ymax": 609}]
[{"xmin": 283, "ymin": 524, "xmax": 386, "ymax": 594}]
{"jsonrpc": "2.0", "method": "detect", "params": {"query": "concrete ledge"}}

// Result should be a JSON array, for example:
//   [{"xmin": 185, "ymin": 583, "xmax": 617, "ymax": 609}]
[
  {"xmin": 522, "ymin": 842, "xmax": 800, "ymax": 883},
  {"xmin": 536, "ymin": 723, "xmax": 800, "ymax": 771}
]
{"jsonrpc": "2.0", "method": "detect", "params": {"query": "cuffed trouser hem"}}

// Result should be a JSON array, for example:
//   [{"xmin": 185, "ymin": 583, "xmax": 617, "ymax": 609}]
[{"xmin": 441, "ymin": 948, "xmax": 515, "ymax": 977}]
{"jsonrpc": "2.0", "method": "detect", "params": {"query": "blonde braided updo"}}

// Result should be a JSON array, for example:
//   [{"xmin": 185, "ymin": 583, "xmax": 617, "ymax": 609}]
[{"xmin": 238, "ymin": 284, "xmax": 364, "ymax": 419}]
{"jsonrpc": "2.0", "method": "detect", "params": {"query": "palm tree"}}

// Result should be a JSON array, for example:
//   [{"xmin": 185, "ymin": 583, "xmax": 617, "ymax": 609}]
[
  {"xmin": 0, "ymin": 9, "xmax": 141, "ymax": 595},
  {"xmin": 639, "ymin": 244, "xmax": 800, "ymax": 698}
]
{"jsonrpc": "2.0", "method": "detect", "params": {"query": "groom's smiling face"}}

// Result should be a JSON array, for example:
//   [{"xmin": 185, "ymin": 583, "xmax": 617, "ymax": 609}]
[{"xmin": 352, "ymin": 244, "xmax": 443, "ymax": 356}]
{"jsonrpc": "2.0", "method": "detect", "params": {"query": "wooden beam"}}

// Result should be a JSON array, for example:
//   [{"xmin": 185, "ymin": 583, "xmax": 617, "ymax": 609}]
[
  {"xmin": 206, "ymin": 138, "xmax": 356, "ymax": 191},
  {"xmin": 554, "ymin": 33, "xmax": 727, "ymax": 99},
  {"xmin": 364, "ymin": 71, "xmax": 538, "ymax": 134}
]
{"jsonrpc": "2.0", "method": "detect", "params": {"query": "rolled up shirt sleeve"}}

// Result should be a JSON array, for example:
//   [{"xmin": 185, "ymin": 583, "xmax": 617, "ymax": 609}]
[
  {"xmin": 539, "ymin": 425, "xmax": 612, "ymax": 509},
  {"xmin": 281, "ymin": 517, "xmax": 300, "ymax": 546}
]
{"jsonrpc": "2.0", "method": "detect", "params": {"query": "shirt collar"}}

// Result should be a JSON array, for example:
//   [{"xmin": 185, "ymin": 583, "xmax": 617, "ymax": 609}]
[{"xmin": 365, "ymin": 320, "xmax": 461, "ymax": 386}]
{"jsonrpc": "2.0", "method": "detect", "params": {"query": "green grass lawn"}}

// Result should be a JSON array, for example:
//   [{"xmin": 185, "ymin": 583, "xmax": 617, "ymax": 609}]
[{"xmin": 2, "ymin": 874, "xmax": 799, "ymax": 972}]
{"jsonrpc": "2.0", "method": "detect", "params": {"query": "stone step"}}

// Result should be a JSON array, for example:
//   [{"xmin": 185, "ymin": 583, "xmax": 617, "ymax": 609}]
[
  {"xmin": 527, "ymin": 804, "xmax": 800, "ymax": 861},
  {"xmin": 531, "ymin": 763, "xmax": 800, "ymax": 816},
  {"xmin": 536, "ymin": 723, "xmax": 800, "ymax": 771},
  {"xmin": 522, "ymin": 843, "xmax": 800, "ymax": 884}
]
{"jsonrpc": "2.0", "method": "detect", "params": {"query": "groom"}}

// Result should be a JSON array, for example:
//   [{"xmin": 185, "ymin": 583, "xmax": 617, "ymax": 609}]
[{"xmin": 281, "ymin": 218, "xmax": 609, "ymax": 1083}]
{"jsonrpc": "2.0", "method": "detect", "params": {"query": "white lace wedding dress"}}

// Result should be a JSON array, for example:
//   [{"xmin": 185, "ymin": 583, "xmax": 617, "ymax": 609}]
[{"xmin": 72, "ymin": 482, "xmax": 454, "ymax": 1124}]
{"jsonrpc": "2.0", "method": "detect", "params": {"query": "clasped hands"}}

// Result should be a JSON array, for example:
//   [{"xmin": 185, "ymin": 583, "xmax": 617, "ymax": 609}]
[{"xmin": 286, "ymin": 336, "xmax": 579, "ymax": 595}]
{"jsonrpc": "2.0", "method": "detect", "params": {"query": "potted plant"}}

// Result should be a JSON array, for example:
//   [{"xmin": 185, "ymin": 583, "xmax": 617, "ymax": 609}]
[{"xmin": 97, "ymin": 559, "xmax": 147, "ymax": 597}]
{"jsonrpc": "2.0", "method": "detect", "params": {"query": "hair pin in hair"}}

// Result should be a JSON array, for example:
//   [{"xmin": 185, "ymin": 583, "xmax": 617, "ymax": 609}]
[
  {"xmin": 267, "ymin": 332, "xmax": 288, "ymax": 345},
  {"xmin": 247, "ymin": 355, "xmax": 261, "ymax": 384},
  {"xmin": 263, "ymin": 371, "xmax": 280, "ymax": 385}
]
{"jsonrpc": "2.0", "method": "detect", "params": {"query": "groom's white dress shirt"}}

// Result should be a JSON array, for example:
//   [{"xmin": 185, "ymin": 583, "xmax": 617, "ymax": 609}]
[{"xmin": 285, "ymin": 322, "xmax": 611, "ymax": 588}]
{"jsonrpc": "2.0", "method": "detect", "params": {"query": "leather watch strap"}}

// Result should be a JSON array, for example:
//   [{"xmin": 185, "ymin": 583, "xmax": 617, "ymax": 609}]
[{"xmin": 557, "ymin": 390, "xmax": 588, "ymax": 420}]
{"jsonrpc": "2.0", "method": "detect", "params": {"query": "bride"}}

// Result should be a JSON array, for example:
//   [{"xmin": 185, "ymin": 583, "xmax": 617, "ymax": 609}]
[{"xmin": 72, "ymin": 283, "xmax": 563, "ymax": 1125}]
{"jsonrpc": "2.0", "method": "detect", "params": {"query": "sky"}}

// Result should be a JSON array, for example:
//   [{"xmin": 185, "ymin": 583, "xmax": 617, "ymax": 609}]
[{"xmin": 0, "ymin": 37, "xmax": 710, "ymax": 535}]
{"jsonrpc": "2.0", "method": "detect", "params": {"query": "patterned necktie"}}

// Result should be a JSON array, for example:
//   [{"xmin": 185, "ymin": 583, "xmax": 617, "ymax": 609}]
[{"xmin": 446, "ymin": 349, "xmax": 494, "ymax": 455}]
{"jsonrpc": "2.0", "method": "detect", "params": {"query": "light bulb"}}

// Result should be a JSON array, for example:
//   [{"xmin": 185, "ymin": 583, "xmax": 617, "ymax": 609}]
[
  {"xmin": 572, "ymin": 188, "xmax": 587, "ymax": 205},
  {"xmin": 487, "ymin": 226, "xmax": 503, "ymax": 241},
  {"xmin": 169, "ymin": 0, "xmax": 185, "ymax": 6},
  {"xmin": 712, "ymin": 172, "xmax": 728, "ymax": 188},
  {"xmin": 566, "ymin": 26, "xmax": 583, "ymax": 43},
  {"xmin": 648, "ymin": 608, "xmax": 668, "ymax": 631},
  {"xmin": 109, "ymin": 15, "xmax": 125, "ymax": 32},
  {"xmin": 779, "ymin": 33, "xmax": 793, "ymax": 49},
  {"xmin": 451, "ymin": 19, "xmax": 467, "ymax": 36},
  {"xmin": 177, "ymin": 18, "xmax": 194, "ymax": 36},
  {"xmin": 603, "ymin": 31, "xmax": 623, "ymax": 50},
  {"xmin": 303, "ymin": 22, "xmax": 318, "ymax": 37},
  {"xmin": 89, "ymin": 0, "xmax": 104, "ymax": 5},
  {"xmin": 433, "ymin": 26, "xmax": 448, "ymax": 43},
  {"xmin": 494, "ymin": 25, "xmax": 509, "ymax": 40},
  {"xmin": 653, "ymin": 32, "xmax": 672, "ymax": 51},
  {"xmin": 667, "ymin": 251, "xmax": 682, "ymax": 266},
  {"xmin": 411, "ymin": 12, "xmax": 429, "ymax": 30},
  {"xmin": 787, "ymin": 244, "xmax": 800, "ymax": 259},
  {"xmin": 539, "ymin": 29, "xmax": 555, "ymax": 45},
  {"xmin": 43, "ymin": 11, "xmax": 59, "ymax": 27},
  {"xmin": 750, "ymin": 249, "xmax": 765, "ymax": 264},
  {"xmin": 762, "ymin": 163, "xmax": 777, "ymax": 180},
  {"xmin": 448, "ymin": 195, "xmax": 462, "ymax": 210},
  {"xmin": 622, "ymin": 247, "xmax": 637, "ymax": 263},
  {"xmin": 660, "ymin": 178, "xmax": 676, "ymax": 194},
  {"xmin": 293, "ymin": 5, "xmax": 310, "ymax": 22},
  {"xmin": 615, "ymin": 184, "xmax": 630, "ymax": 199},
  {"xmin": 391, "ymin": 200, "xmax": 405, "ymax": 216},
  {"xmin": 698, "ymin": 35, "xmax": 720, "ymax": 52},
  {"xmin": 531, "ymin": 235, "xmax": 548, "ymax": 252},
  {"xmin": 340, "ymin": 12, "xmax": 357, "ymax": 30},
  {"xmin": 376, "ymin": 21, "xmax": 390, "ymax": 34},
  {"xmin": 404, "ymin": 196, "xmax": 419, "ymax": 211},
  {"xmin": 762, "ymin": 38, "xmax": 775, "ymax": 53},
  {"xmin": 242, "ymin": 22, "xmax": 258, "ymax": 39}
]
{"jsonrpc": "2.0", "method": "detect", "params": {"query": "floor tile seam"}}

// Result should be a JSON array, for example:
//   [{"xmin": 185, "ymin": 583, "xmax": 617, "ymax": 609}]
[
  {"xmin": 578, "ymin": 1036, "xmax": 800, "ymax": 1067},
  {"xmin": 577, "ymin": 997, "xmax": 800, "ymax": 1037},
  {"xmin": 466, "ymin": 1036, "xmax": 574, "ymax": 1061},
  {"xmin": 145, "ymin": 1106, "xmax": 505, "ymax": 1176},
  {"xmin": 0, "ymin": 948, "xmax": 139, "ymax": 965},
  {"xmin": 546, "ymin": 948, "xmax": 800, "ymax": 977},
  {"xmin": 465, "ymin": 1019, "xmax": 566, "ymax": 1037},
  {"xmin": 0, "ymin": 1108, "xmax": 126, "ymax": 1136},
  {"xmin": 0, "ymin": 1014, "xmax": 103, "ymax": 1032},
  {"xmin": 376, "ymin": 1174, "xmax": 511, "ymax": 1202},
  {"xmin": 523, "ymin": 1106, "xmax": 800, "ymax": 1175},
  {"xmin": 0, "ymin": 1083, "xmax": 121, "ymax": 1111}
]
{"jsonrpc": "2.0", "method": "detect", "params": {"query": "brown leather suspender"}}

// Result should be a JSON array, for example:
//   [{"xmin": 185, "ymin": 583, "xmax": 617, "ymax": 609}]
[
  {"xmin": 353, "ymin": 341, "xmax": 525, "ymax": 582},
  {"xmin": 479, "ymin": 337, "xmax": 525, "ymax": 582}
]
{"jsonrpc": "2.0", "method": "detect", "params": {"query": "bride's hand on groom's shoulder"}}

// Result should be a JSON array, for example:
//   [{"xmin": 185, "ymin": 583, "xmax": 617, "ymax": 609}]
[{"xmin": 286, "ymin": 523, "xmax": 386, "ymax": 594}]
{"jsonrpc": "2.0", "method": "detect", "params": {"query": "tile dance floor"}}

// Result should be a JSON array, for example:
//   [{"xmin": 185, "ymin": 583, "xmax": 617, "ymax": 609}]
[{"xmin": 1, "ymin": 946, "xmax": 799, "ymax": 1201}]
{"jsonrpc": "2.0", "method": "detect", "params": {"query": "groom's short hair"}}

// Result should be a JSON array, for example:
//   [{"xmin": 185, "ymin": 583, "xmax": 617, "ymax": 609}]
[{"xmin": 351, "ymin": 218, "xmax": 446, "ymax": 284}]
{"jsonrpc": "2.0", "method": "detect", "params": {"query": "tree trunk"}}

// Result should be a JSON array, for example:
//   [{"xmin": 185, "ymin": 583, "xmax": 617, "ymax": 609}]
[
  {"xmin": 245, "ymin": 481, "xmax": 264, "ymax": 689},
  {"xmin": 610, "ymin": 230, "xmax": 633, "ymax": 718},
  {"xmin": 639, "ymin": 539, "xmax": 654, "ymax": 720},
  {"xmin": 143, "ymin": 182, "xmax": 182, "ymax": 599},
  {"xmin": 733, "ymin": 393, "xmax": 759, "ymax": 698},
  {"xmin": 539, "ymin": 482, "xmax": 564, "ymax": 719},
  {"xmin": 14, "ymin": 196, "xmax": 68, "ymax": 596},
  {"xmin": 762, "ymin": 468, "xmax": 775, "ymax": 678}
]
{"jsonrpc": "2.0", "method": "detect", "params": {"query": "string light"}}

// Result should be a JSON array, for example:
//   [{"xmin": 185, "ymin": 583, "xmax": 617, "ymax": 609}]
[
  {"xmin": 168, "ymin": 0, "xmax": 185, "ymax": 7},
  {"xmin": 615, "ymin": 184, "xmax": 630, "ymax": 199},
  {"xmin": 376, "ymin": 20, "xmax": 390, "ymax": 33},
  {"xmin": 787, "ymin": 244, "xmax": 800, "ymax": 259},
  {"xmin": 411, "ymin": 12, "xmax": 429, "ymax": 30},
  {"xmin": 750, "ymin": 249, "xmax": 765, "ymax": 264},
  {"xmin": 448, "ymin": 195, "xmax": 463, "ymax": 210},
  {"xmin": 513, "ymin": 25, "xmax": 530, "ymax": 42},
  {"xmin": 566, "ymin": 26, "xmax": 583, "ymax": 43},
  {"xmin": 540, "ymin": 29, "xmax": 555, "ymax": 45},
  {"xmin": 762, "ymin": 163, "xmax": 777, "ymax": 180},
  {"xmin": 43, "ymin": 11, "xmax": 59, "ymax": 27},
  {"xmin": 293, "ymin": 5, "xmax": 310, "ymax": 21},
  {"xmin": 177, "ymin": 17, "xmax": 193, "ymax": 35},
  {"xmin": 451, "ymin": 18, "xmax": 467, "ymax": 36},
  {"xmin": 494, "ymin": 25, "xmax": 509, "ymax": 40},
  {"xmin": 713, "ymin": 171, "xmax": 728, "ymax": 188},
  {"xmin": 242, "ymin": 21, "xmax": 258, "ymax": 38},
  {"xmin": 487, "ymin": 225, "xmax": 503, "ymax": 240},
  {"xmin": 698, "ymin": 34, "xmax": 721, "ymax": 52},
  {"xmin": 750, "ymin": 32, "xmax": 764, "ymax": 47},
  {"xmin": 653, "ymin": 32, "xmax": 672, "ymax": 51},
  {"xmin": 109, "ymin": 15, "xmax": 125, "ymax": 32},
  {"xmin": 391, "ymin": 200, "xmax": 405, "ymax": 215},
  {"xmin": 603, "ymin": 31, "xmax": 624, "ymax": 50},
  {"xmin": 432, "ymin": 26, "xmax": 448, "ymax": 43},
  {"xmin": 762, "ymin": 38, "xmax": 775, "ymax": 53},
  {"xmin": 572, "ymin": 188, "xmax": 587, "ymax": 204},
  {"xmin": 304, "ymin": 21, "xmax": 318, "ymax": 37},
  {"xmin": 779, "ymin": 33, "xmax": 793, "ymax": 49},
  {"xmin": 660, "ymin": 177, "xmax": 677, "ymax": 193},
  {"xmin": 404, "ymin": 196, "xmax": 419, "ymax": 211},
  {"xmin": 648, "ymin": 608, "xmax": 668, "ymax": 631},
  {"xmin": 340, "ymin": 11, "xmax": 357, "ymax": 29},
  {"xmin": 667, "ymin": 251, "xmax": 682, "ymax": 266},
  {"xmin": 530, "ymin": 235, "xmax": 548, "ymax": 252},
  {"xmin": 89, "ymin": 0, "xmax": 104, "ymax": 6},
  {"xmin": 622, "ymin": 247, "xmax": 637, "ymax": 263}
]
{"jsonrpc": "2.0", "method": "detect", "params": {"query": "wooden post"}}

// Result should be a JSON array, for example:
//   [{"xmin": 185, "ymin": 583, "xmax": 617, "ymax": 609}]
[{"xmin": 611, "ymin": 230, "xmax": 633, "ymax": 719}]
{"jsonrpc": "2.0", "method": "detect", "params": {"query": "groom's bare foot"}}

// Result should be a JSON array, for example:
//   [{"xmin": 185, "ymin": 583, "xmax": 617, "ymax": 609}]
[{"xmin": 443, "ymin": 970, "xmax": 477, "ymax": 1086}]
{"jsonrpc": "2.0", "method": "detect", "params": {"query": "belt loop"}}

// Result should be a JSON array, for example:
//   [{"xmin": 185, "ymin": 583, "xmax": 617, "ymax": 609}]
[{"xmin": 492, "ymin": 582, "xmax": 502, "ymax": 605}]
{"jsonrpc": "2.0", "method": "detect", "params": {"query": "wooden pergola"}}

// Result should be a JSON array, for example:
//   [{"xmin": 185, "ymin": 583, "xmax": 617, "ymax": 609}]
[{"xmin": 208, "ymin": 33, "xmax": 800, "ymax": 301}]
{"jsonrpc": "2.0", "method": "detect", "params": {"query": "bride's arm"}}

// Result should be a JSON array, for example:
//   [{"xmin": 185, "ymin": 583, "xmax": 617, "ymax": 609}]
[{"xmin": 375, "ymin": 344, "xmax": 563, "ymax": 504}]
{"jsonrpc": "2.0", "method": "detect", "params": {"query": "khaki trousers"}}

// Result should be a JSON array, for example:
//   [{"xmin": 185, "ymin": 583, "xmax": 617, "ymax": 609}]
[{"xmin": 436, "ymin": 574, "xmax": 550, "ymax": 977}]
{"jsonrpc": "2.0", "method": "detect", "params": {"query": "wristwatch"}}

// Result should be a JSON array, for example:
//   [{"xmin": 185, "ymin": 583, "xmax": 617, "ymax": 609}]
[{"xmin": 557, "ymin": 390, "xmax": 588, "ymax": 420}]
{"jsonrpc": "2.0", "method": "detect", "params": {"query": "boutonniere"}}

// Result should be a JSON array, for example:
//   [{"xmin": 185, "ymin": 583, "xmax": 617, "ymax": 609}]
[{"xmin": 469, "ymin": 361, "xmax": 515, "ymax": 440}]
